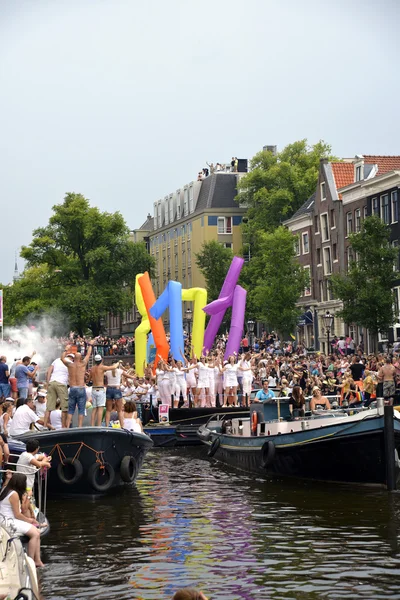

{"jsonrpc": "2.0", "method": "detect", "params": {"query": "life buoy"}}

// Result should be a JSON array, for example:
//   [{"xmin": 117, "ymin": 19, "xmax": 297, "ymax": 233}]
[
  {"xmin": 207, "ymin": 437, "xmax": 220, "ymax": 457},
  {"xmin": 120, "ymin": 456, "xmax": 138, "ymax": 483},
  {"xmin": 87, "ymin": 462, "xmax": 115, "ymax": 492},
  {"xmin": 261, "ymin": 441, "xmax": 276, "ymax": 468},
  {"xmin": 57, "ymin": 458, "xmax": 83, "ymax": 486},
  {"xmin": 251, "ymin": 411, "xmax": 258, "ymax": 435}
]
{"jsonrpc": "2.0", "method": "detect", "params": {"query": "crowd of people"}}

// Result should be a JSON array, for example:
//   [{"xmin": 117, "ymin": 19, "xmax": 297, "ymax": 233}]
[{"xmin": 197, "ymin": 157, "xmax": 240, "ymax": 180}]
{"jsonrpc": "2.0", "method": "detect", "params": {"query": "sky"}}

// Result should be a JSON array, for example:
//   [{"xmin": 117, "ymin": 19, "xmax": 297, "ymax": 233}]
[{"xmin": 0, "ymin": 0, "xmax": 399, "ymax": 284}]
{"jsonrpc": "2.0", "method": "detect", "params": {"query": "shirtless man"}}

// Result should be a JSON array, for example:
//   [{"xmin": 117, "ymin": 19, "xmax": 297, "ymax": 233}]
[
  {"xmin": 61, "ymin": 341, "xmax": 96, "ymax": 428},
  {"xmin": 378, "ymin": 357, "xmax": 396, "ymax": 401},
  {"xmin": 90, "ymin": 355, "xmax": 120, "ymax": 427}
]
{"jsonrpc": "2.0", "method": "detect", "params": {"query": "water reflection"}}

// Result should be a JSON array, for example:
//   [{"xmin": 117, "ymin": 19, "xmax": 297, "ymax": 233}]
[{"xmin": 40, "ymin": 448, "xmax": 400, "ymax": 599}]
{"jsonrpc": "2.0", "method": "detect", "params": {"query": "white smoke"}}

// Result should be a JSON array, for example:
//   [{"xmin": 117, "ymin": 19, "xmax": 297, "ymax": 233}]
[{"xmin": 0, "ymin": 314, "xmax": 68, "ymax": 374}]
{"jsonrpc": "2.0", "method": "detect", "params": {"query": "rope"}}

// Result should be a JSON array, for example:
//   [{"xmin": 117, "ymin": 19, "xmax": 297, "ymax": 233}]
[
  {"xmin": 166, "ymin": 410, "xmax": 249, "ymax": 425},
  {"xmin": 49, "ymin": 441, "xmax": 106, "ymax": 469}
]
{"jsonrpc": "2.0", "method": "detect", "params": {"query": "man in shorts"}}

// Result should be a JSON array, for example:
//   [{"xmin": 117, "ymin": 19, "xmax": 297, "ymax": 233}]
[
  {"xmin": 0, "ymin": 356, "xmax": 10, "ymax": 400},
  {"xmin": 90, "ymin": 355, "xmax": 120, "ymax": 426},
  {"xmin": 61, "ymin": 340, "xmax": 96, "ymax": 428},
  {"xmin": 45, "ymin": 353, "xmax": 74, "ymax": 429},
  {"xmin": 15, "ymin": 357, "xmax": 39, "ymax": 400}
]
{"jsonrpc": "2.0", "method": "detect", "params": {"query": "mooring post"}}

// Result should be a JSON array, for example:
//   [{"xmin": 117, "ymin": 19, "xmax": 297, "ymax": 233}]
[{"xmin": 384, "ymin": 402, "xmax": 397, "ymax": 491}]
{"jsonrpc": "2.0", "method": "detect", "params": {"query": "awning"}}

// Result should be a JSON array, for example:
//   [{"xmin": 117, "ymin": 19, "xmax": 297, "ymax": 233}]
[{"xmin": 298, "ymin": 310, "xmax": 313, "ymax": 326}]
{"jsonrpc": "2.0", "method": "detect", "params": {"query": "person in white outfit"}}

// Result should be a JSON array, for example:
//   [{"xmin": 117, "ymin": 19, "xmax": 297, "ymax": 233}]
[
  {"xmin": 220, "ymin": 355, "xmax": 239, "ymax": 406},
  {"xmin": 184, "ymin": 357, "xmax": 198, "ymax": 405},
  {"xmin": 174, "ymin": 361, "xmax": 189, "ymax": 407},
  {"xmin": 196, "ymin": 356, "xmax": 211, "ymax": 407},
  {"xmin": 123, "ymin": 400, "xmax": 143, "ymax": 433},
  {"xmin": 239, "ymin": 353, "xmax": 254, "ymax": 405},
  {"xmin": 156, "ymin": 359, "xmax": 171, "ymax": 404}
]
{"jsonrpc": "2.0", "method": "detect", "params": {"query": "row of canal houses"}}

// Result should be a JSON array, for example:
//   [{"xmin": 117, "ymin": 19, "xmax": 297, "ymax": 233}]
[{"xmin": 284, "ymin": 155, "xmax": 400, "ymax": 354}]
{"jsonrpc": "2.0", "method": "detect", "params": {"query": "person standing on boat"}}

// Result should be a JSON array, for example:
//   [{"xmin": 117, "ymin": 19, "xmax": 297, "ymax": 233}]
[
  {"xmin": 254, "ymin": 379, "xmax": 275, "ymax": 403},
  {"xmin": 220, "ymin": 355, "xmax": 239, "ymax": 406},
  {"xmin": 378, "ymin": 357, "xmax": 396, "ymax": 401},
  {"xmin": 196, "ymin": 356, "xmax": 212, "ymax": 407},
  {"xmin": 90, "ymin": 355, "xmax": 121, "ymax": 427},
  {"xmin": 239, "ymin": 353, "xmax": 254, "ymax": 405},
  {"xmin": 156, "ymin": 359, "xmax": 171, "ymax": 404},
  {"xmin": 62, "ymin": 341, "xmax": 96, "ymax": 429},
  {"xmin": 45, "ymin": 352, "xmax": 75, "ymax": 429}
]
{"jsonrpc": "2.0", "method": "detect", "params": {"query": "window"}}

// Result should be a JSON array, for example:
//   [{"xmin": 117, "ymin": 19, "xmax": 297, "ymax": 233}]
[
  {"xmin": 154, "ymin": 204, "xmax": 158, "ymax": 230},
  {"xmin": 304, "ymin": 265, "xmax": 311, "ymax": 296},
  {"xmin": 158, "ymin": 201, "xmax": 162, "ymax": 228},
  {"xmin": 224, "ymin": 242, "xmax": 232, "ymax": 249},
  {"xmin": 330, "ymin": 209, "xmax": 336, "ymax": 229},
  {"xmin": 320, "ymin": 213, "xmax": 329, "ymax": 242},
  {"xmin": 332, "ymin": 243, "xmax": 337, "ymax": 261},
  {"xmin": 319, "ymin": 280, "xmax": 324, "ymax": 302},
  {"xmin": 347, "ymin": 247, "xmax": 354, "ymax": 270},
  {"xmin": 314, "ymin": 216, "xmax": 319, "ymax": 233},
  {"xmin": 392, "ymin": 240, "xmax": 400, "ymax": 271},
  {"xmin": 392, "ymin": 191, "xmax": 399, "ymax": 223},
  {"xmin": 169, "ymin": 197, "xmax": 174, "ymax": 223},
  {"xmin": 217, "ymin": 217, "xmax": 232, "ymax": 234},
  {"xmin": 363, "ymin": 205, "xmax": 368, "ymax": 219},
  {"xmin": 323, "ymin": 247, "xmax": 332, "ymax": 275},
  {"xmin": 381, "ymin": 194, "xmax": 390, "ymax": 224},
  {"xmin": 394, "ymin": 287, "xmax": 400, "ymax": 319},
  {"xmin": 174, "ymin": 252, "xmax": 178, "ymax": 269},
  {"xmin": 177, "ymin": 204, "xmax": 181, "ymax": 219},
  {"xmin": 187, "ymin": 222, "xmax": 192, "ymax": 239},
  {"xmin": 316, "ymin": 248, "xmax": 321, "ymax": 265},
  {"xmin": 346, "ymin": 212, "xmax": 353, "ymax": 236},
  {"xmin": 189, "ymin": 186, "xmax": 194, "ymax": 213},
  {"xmin": 182, "ymin": 249, "xmax": 186, "ymax": 268},
  {"xmin": 184, "ymin": 189, "xmax": 189, "ymax": 216},
  {"xmin": 294, "ymin": 236, "xmax": 300, "ymax": 256},
  {"xmin": 355, "ymin": 165, "xmax": 362, "ymax": 182},
  {"xmin": 355, "ymin": 209, "xmax": 361, "ymax": 232},
  {"xmin": 302, "ymin": 232, "xmax": 309, "ymax": 254},
  {"xmin": 188, "ymin": 244, "xmax": 191, "ymax": 265},
  {"xmin": 372, "ymin": 197, "xmax": 379, "ymax": 216},
  {"xmin": 321, "ymin": 181, "xmax": 326, "ymax": 201},
  {"xmin": 162, "ymin": 257, "xmax": 166, "ymax": 273},
  {"xmin": 167, "ymin": 254, "xmax": 171, "ymax": 271}
]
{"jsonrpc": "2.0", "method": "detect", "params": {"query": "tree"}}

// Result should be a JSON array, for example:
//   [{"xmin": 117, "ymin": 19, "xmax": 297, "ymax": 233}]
[
  {"xmin": 10, "ymin": 193, "xmax": 155, "ymax": 334},
  {"xmin": 330, "ymin": 216, "xmax": 398, "ymax": 351},
  {"xmin": 195, "ymin": 240, "xmax": 233, "ymax": 302},
  {"xmin": 243, "ymin": 227, "xmax": 308, "ymax": 337}
]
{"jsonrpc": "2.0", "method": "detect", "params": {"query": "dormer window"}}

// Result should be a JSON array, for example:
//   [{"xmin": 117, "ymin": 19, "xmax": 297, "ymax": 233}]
[{"xmin": 355, "ymin": 161, "xmax": 364, "ymax": 182}]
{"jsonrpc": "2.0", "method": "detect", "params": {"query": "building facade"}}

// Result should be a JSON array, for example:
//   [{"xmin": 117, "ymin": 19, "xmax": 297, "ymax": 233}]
[{"xmin": 286, "ymin": 155, "xmax": 400, "ymax": 352}]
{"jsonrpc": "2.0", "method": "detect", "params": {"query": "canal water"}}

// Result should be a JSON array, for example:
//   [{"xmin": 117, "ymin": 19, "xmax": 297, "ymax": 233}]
[{"xmin": 40, "ymin": 447, "xmax": 400, "ymax": 599}]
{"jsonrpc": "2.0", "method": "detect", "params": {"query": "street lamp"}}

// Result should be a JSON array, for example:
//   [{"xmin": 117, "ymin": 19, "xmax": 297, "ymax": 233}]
[
  {"xmin": 186, "ymin": 308, "xmax": 193, "ymax": 354},
  {"xmin": 322, "ymin": 311, "xmax": 334, "ymax": 355},
  {"xmin": 247, "ymin": 320, "xmax": 255, "ymax": 351}
]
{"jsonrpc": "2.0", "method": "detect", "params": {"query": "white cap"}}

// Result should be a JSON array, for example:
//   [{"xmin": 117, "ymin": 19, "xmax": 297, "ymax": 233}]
[
  {"xmin": 94, "ymin": 354, "xmax": 102, "ymax": 361},
  {"xmin": 37, "ymin": 391, "xmax": 47, "ymax": 397}
]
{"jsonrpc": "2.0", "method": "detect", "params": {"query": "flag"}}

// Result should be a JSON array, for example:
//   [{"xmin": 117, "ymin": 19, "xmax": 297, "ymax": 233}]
[{"xmin": 0, "ymin": 289, "xmax": 3, "ymax": 327}]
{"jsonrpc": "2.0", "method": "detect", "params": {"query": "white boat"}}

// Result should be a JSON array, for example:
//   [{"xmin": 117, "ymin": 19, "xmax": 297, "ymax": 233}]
[{"xmin": 0, "ymin": 520, "xmax": 39, "ymax": 600}]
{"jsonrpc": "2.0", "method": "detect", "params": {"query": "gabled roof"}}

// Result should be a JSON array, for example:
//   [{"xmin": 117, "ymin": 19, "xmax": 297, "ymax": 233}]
[
  {"xmin": 285, "ymin": 191, "xmax": 316, "ymax": 222},
  {"xmin": 363, "ymin": 155, "xmax": 400, "ymax": 175},
  {"xmin": 195, "ymin": 172, "xmax": 239, "ymax": 212},
  {"xmin": 138, "ymin": 214, "xmax": 154, "ymax": 231},
  {"xmin": 331, "ymin": 163, "xmax": 355, "ymax": 190}
]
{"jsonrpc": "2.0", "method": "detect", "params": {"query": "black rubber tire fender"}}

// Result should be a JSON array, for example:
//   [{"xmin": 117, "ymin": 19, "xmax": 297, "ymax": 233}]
[
  {"xmin": 261, "ymin": 441, "xmax": 276, "ymax": 469},
  {"xmin": 87, "ymin": 462, "xmax": 115, "ymax": 492},
  {"xmin": 57, "ymin": 458, "xmax": 83, "ymax": 486},
  {"xmin": 207, "ymin": 437, "xmax": 221, "ymax": 458},
  {"xmin": 120, "ymin": 455, "xmax": 138, "ymax": 483}
]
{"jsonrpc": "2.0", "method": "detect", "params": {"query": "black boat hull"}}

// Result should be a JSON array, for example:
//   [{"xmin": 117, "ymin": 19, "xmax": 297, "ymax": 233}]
[{"xmin": 12, "ymin": 427, "xmax": 153, "ymax": 495}]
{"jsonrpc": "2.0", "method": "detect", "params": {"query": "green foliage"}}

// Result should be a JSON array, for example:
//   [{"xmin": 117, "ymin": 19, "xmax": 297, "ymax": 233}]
[
  {"xmin": 195, "ymin": 240, "xmax": 233, "ymax": 302},
  {"xmin": 7, "ymin": 193, "xmax": 155, "ymax": 334},
  {"xmin": 237, "ymin": 140, "xmax": 334, "ymax": 236},
  {"xmin": 330, "ymin": 216, "xmax": 398, "ymax": 344},
  {"xmin": 241, "ymin": 227, "xmax": 308, "ymax": 337}
]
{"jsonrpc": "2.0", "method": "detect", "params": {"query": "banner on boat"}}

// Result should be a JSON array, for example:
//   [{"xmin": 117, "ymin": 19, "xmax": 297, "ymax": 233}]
[{"xmin": 159, "ymin": 404, "xmax": 169, "ymax": 423}]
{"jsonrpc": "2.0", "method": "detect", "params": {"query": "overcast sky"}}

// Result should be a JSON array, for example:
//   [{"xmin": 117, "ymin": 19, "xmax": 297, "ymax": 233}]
[{"xmin": 1, "ymin": 0, "xmax": 399, "ymax": 284}]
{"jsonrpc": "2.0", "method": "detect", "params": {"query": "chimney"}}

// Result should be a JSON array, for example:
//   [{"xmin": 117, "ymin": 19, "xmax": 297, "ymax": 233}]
[{"xmin": 263, "ymin": 145, "xmax": 277, "ymax": 155}]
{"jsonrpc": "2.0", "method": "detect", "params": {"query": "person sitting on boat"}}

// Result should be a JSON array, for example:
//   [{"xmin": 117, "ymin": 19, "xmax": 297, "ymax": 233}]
[
  {"xmin": 254, "ymin": 379, "xmax": 275, "ymax": 403},
  {"xmin": 8, "ymin": 398, "xmax": 54, "ymax": 437},
  {"xmin": 16, "ymin": 438, "xmax": 52, "ymax": 498},
  {"xmin": 0, "ymin": 472, "xmax": 44, "ymax": 567},
  {"xmin": 288, "ymin": 385, "xmax": 305, "ymax": 417},
  {"xmin": 123, "ymin": 400, "xmax": 143, "ymax": 433},
  {"xmin": 310, "ymin": 387, "xmax": 331, "ymax": 412},
  {"xmin": 0, "ymin": 401, "xmax": 13, "ymax": 437}
]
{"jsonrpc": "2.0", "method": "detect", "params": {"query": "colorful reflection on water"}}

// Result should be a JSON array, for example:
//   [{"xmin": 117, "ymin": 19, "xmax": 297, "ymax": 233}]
[{"xmin": 40, "ymin": 448, "xmax": 400, "ymax": 599}]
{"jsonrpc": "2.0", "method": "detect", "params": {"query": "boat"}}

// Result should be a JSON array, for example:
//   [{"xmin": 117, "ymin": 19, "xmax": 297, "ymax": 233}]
[
  {"xmin": 0, "ymin": 520, "xmax": 39, "ymax": 600},
  {"xmin": 9, "ymin": 427, "xmax": 153, "ymax": 495},
  {"xmin": 198, "ymin": 399, "xmax": 400, "ymax": 489},
  {"xmin": 142, "ymin": 406, "xmax": 250, "ymax": 447}
]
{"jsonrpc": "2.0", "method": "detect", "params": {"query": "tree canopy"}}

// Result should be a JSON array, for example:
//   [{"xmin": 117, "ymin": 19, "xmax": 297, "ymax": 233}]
[
  {"xmin": 5, "ymin": 193, "xmax": 155, "ymax": 334},
  {"xmin": 330, "ymin": 216, "xmax": 398, "ymax": 349},
  {"xmin": 241, "ymin": 226, "xmax": 308, "ymax": 337},
  {"xmin": 195, "ymin": 240, "xmax": 233, "ymax": 302}
]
